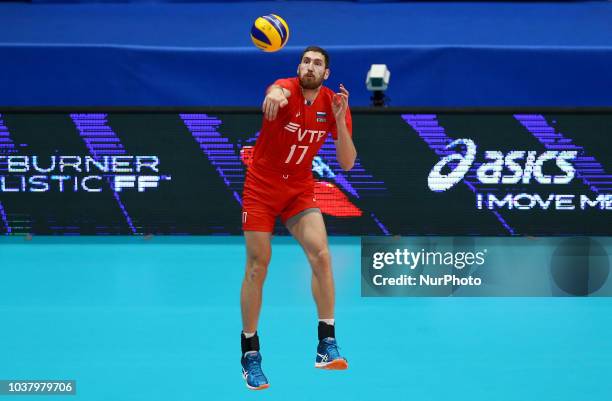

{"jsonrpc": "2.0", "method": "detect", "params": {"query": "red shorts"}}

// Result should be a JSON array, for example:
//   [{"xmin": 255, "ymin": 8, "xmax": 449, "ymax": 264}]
[{"xmin": 242, "ymin": 167, "xmax": 318, "ymax": 232}]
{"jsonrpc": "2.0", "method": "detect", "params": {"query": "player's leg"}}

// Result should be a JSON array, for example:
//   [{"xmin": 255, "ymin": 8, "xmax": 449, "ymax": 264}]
[
  {"xmin": 286, "ymin": 209, "xmax": 334, "ymax": 318},
  {"xmin": 240, "ymin": 169, "xmax": 276, "ymax": 390},
  {"xmin": 285, "ymin": 209, "xmax": 348, "ymax": 370},
  {"xmin": 241, "ymin": 230, "xmax": 272, "ymax": 333},
  {"xmin": 240, "ymin": 230, "xmax": 272, "ymax": 390}
]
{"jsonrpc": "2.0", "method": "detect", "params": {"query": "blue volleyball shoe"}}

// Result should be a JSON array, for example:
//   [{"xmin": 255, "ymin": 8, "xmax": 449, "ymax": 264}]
[
  {"xmin": 315, "ymin": 338, "xmax": 348, "ymax": 370},
  {"xmin": 241, "ymin": 351, "xmax": 270, "ymax": 390}
]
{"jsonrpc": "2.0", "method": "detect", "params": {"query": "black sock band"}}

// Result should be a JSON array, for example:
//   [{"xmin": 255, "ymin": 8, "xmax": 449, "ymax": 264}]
[
  {"xmin": 241, "ymin": 332, "xmax": 260, "ymax": 355},
  {"xmin": 318, "ymin": 322, "xmax": 335, "ymax": 341}
]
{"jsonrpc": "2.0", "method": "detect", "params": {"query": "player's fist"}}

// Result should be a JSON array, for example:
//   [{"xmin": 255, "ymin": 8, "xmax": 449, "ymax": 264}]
[{"xmin": 262, "ymin": 87, "xmax": 289, "ymax": 121}]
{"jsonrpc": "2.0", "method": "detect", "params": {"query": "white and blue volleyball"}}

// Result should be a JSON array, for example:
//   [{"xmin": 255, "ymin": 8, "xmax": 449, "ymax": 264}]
[{"xmin": 250, "ymin": 14, "xmax": 290, "ymax": 52}]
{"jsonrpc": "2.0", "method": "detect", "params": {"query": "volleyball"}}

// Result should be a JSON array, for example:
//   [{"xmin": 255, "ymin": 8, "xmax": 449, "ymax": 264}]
[{"xmin": 250, "ymin": 14, "xmax": 290, "ymax": 52}]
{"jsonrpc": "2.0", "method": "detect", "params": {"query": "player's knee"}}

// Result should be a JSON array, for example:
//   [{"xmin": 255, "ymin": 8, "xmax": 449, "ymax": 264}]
[
  {"xmin": 246, "ymin": 253, "xmax": 270, "ymax": 283},
  {"xmin": 309, "ymin": 247, "xmax": 331, "ymax": 274}
]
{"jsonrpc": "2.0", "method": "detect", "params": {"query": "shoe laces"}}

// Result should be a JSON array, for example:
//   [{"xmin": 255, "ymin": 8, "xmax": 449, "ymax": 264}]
[
  {"xmin": 244, "ymin": 353, "xmax": 266, "ymax": 380},
  {"xmin": 322, "ymin": 338, "xmax": 341, "ymax": 359}
]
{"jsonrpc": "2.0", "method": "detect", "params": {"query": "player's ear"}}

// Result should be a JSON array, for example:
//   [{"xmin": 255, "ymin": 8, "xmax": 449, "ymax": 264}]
[{"xmin": 324, "ymin": 68, "xmax": 330, "ymax": 80}]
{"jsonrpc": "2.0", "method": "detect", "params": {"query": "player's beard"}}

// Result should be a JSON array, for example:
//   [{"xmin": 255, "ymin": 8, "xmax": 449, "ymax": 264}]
[{"xmin": 299, "ymin": 73, "xmax": 323, "ymax": 90}]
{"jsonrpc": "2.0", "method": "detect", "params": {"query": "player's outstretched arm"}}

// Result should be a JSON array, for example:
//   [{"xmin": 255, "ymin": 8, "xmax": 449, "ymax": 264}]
[
  {"xmin": 262, "ymin": 85, "xmax": 291, "ymax": 121},
  {"xmin": 333, "ymin": 84, "xmax": 356, "ymax": 171}
]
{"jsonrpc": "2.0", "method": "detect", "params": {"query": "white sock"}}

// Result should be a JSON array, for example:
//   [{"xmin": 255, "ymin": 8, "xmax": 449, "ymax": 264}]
[
  {"xmin": 243, "ymin": 331, "xmax": 256, "ymax": 338},
  {"xmin": 319, "ymin": 319, "xmax": 335, "ymax": 326}
]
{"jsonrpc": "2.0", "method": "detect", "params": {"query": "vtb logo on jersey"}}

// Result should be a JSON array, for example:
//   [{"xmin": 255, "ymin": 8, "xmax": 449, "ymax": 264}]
[
  {"xmin": 284, "ymin": 122, "xmax": 327, "ymax": 143},
  {"xmin": 284, "ymin": 122, "xmax": 300, "ymax": 133}
]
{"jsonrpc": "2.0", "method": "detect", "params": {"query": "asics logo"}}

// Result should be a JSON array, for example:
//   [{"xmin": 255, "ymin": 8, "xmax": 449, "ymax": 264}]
[
  {"xmin": 317, "ymin": 353, "xmax": 328, "ymax": 362},
  {"xmin": 428, "ymin": 138, "xmax": 578, "ymax": 192},
  {"xmin": 428, "ymin": 139, "xmax": 477, "ymax": 192}
]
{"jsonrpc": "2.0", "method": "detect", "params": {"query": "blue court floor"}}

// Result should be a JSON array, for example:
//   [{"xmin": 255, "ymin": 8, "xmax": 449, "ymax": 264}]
[{"xmin": 1, "ymin": 237, "xmax": 610, "ymax": 401}]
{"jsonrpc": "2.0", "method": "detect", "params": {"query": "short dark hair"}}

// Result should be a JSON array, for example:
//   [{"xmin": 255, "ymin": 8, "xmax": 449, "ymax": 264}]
[{"xmin": 301, "ymin": 46, "xmax": 329, "ymax": 68}]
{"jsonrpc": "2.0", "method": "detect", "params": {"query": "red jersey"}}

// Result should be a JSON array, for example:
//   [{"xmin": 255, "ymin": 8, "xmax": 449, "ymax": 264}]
[{"xmin": 251, "ymin": 77, "xmax": 352, "ymax": 179}]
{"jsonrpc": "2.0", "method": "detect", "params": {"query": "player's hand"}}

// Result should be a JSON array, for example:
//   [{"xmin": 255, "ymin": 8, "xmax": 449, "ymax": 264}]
[
  {"xmin": 332, "ymin": 84, "xmax": 349, "ymax": 121},
  {"xmin": 262, "ymin": 87, "xmax": 289, "ymax": 121}
]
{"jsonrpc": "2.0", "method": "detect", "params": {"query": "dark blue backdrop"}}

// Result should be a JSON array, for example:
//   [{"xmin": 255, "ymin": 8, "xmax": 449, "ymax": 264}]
[{"xmin": 3, "ymin": 1, "xmax": 612, "ymax": 106}]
